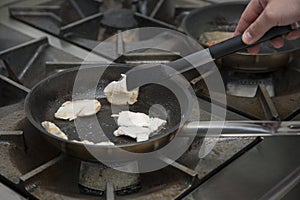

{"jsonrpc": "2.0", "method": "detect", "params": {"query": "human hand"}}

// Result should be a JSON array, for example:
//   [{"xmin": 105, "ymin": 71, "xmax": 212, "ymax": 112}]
[{"xmin": 234, "ymin": 0, "xmax": 300, "ymax": 54}]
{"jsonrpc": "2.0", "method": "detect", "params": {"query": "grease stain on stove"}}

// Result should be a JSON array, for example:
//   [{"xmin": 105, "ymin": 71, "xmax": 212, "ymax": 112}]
[
  {"xmin": 132, "ymin": 182, "xmax": 188, "ymax": 200},
  {"xmin": 0, "ymin": 144, "xmax": 22, "ymax": 184},
  {"xmin": 195, "ymin": 137, "xmax": 256, "ymax": 178}
]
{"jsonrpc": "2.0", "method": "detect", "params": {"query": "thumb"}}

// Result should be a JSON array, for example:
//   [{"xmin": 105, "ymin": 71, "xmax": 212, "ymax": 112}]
[{"xmin": 242, "ymin": 10, "xmax": 275, "ymax": 44}]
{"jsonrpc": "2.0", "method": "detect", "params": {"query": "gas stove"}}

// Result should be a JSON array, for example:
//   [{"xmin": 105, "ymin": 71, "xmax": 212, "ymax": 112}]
[{"xmin": 1, "ymin": 0, "xmax": 300, "ymax": 199}]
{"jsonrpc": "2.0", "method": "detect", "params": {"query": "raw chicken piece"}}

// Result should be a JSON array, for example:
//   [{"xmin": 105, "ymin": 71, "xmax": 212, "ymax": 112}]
[
  {"xmin": 112, "ymin": 111, "xmax": 167, "ymax": 142},
  {"xmin": 136, "ymin": 133, "xmax": 150, "ymax": 143},
  {"xmin": 149, "ymin": 117, "xmax": 167, "ymax": 133},
  {"xmin": 104, "ymin": 74, "xmax": 139, "ymax": 105},
  {"xmin": 55, "ymin": 99, "xmax": 101, "ymax": 121},
  {"xmin": 113, "ymin": 126, "xmax": 151, "ymax": 142},
  {"xmin": 96, "ymin": 141, "xmax": 115, "ymax": 146},
  {"xmin": 199, "ymin": 31, "xmax": 234, "ymax": 46},
  {"xmin": 41, "ymin": 121, "xmax": 68, "ymax": 140},
  {"xmin": 72, "ymin": 139, "xmax": 94, "ymax": 145},
  {"xmin": 116, "ymin": 111, "xmax": 150, "ymax": 127},
  {"xmin": 72, "ymin": 140, "xmax": 115, "ymax": 146}
]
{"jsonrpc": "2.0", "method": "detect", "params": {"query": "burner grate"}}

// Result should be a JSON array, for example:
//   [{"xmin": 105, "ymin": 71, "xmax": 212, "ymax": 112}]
[{"xmin": 78, "ymin": 161, "xmax": 141, "ymax": 196}]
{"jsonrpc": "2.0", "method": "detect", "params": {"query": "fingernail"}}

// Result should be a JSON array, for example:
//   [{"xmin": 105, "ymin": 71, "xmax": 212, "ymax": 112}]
[{"xmin": 243, "ymin": 31, "xmax": 252, "ymax": 43}]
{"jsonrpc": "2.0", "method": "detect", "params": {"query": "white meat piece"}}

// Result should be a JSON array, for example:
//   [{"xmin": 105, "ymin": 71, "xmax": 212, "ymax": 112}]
[
  {"xmin": 55, "ymin": 99, "xmax": 101, "ymax": 121},
  {"xmin": 113, "ymin": 126, "xmax": 151, "ymax": 142},
  {"xmin": 136, "ymin": 133, "xmax": 150, "ymax": 142},
  {"xmin": 112, "ymin": 111, "xmax": 167, "ymax": 142},
  {"xmin": 72, "ymin": 140, "xmax": 115, "ymax": 146},
  {"xmin": 200, "ymin": 31, "xmax": 234, "ymax": 46},
  {"xmin": 72, "ymin": 139, "xmax": 94, "ymax": 145},
  {"xmin": 104, "ymin": 74, "xmax": 139, "ymax": 105},
  {"xmin": 149, "ymin": 117, "xmax": 167, "ymax": 133},
  {"xmin": 96, "ymin": 141, "xmax": 115, "ymax": 146},
  {"xmin": 41, "ymin": 121, "xmax": 68, "ymax": 140},
  {"xmin": 117, "ymin": 111, "xmax": 150, "ymax": 127}
]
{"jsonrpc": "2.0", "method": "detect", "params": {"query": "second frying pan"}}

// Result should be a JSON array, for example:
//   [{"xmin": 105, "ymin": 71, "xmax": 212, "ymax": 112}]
[{"xmin": 182, "ymin": 2, "xmax": 300, "ymax": 72}]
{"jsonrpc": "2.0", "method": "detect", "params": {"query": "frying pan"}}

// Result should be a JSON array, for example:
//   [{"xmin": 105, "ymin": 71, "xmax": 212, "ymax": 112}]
[
  {"xmin": 25, "ymin": 66, "xmax": 192, "ymax": 162},
  {"xmin": 183, "ymin": 2, "xmax": 300, "ymax": 72},
  {"xmin": 25, "ymin": 66, "xmax": 300, "ymax": 163}
]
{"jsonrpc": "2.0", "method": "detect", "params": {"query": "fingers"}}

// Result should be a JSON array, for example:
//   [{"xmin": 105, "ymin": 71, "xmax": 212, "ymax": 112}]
[
  {"xmin": 246, "ymin": 36, "xmax": 284, "ymax": 54},
  {"xmin": 286, "ymin": 29, "xmax": 300, "ymax": 40},
  {"xmin": 235, "ymin": 0, "xmax": 300, "ymax": 54},
  {"xmin": 269, "ymin": 36, "xmax": 284, "ymax": 48},
  {"xmin": 234, "ymin": 0, "xmax": 265, "ymax": 35},
  {"xmin": 242, "ymin": 9, "xmax": 276, "ymax": 44},
  {"xmin": 247, "ymin": 45, "xmax": 260, "ymax": 54}
]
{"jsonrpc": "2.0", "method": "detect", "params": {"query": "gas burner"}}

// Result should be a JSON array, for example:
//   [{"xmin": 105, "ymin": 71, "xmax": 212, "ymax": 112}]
[
  {"xmin": 193, "ymin": 59, "xmax": 300, "ymax": 120},
  {"xmin": 100, "ymin": 0, "xmax": 134, "ymax": 12},
  {"xmin": 97, "ymin": 8, "xmax": 139, "ymax": 42},
  {"xmin": 78, "ymin": 161, "xmax": 141, "ymax": 196},
  {"xmin": 9, "ymin": 0, "xmax": 177, "ymax": 59},
  {"xmin": 0, "ymin": 37, "xmax": 81, "ymax": 88},
  {"xmin": 225, "ymin": 71, "xmax": 275, "ymax": 98},
  {"xmin": 9, "ymin": 0, "xmax": 101, "ymax": 35},
  {"xmin": 101, "ymin": 8, "xmax": 138, "ymax": 30},
  {"xmin": 137, "ymin": 0, "xmax": 175, "ymax": 24}
]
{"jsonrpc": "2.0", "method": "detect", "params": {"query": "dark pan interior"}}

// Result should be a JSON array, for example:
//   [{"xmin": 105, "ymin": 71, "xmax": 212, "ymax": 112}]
[{"xmin": 26, "ymin": 66, "xmax": 182, "ymax": 145}]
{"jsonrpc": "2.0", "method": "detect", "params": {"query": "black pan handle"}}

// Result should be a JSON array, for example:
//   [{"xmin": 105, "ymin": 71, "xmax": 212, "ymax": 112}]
[{"xmin": 208, "ymin": 25, "xmax": 293, "ymax": 59}]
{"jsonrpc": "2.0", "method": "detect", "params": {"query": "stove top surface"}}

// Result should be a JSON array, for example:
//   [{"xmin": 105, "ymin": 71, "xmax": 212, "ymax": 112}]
[{"xmin": 1, "ymin": 0, "xmax": 300, "ymax": 199}]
